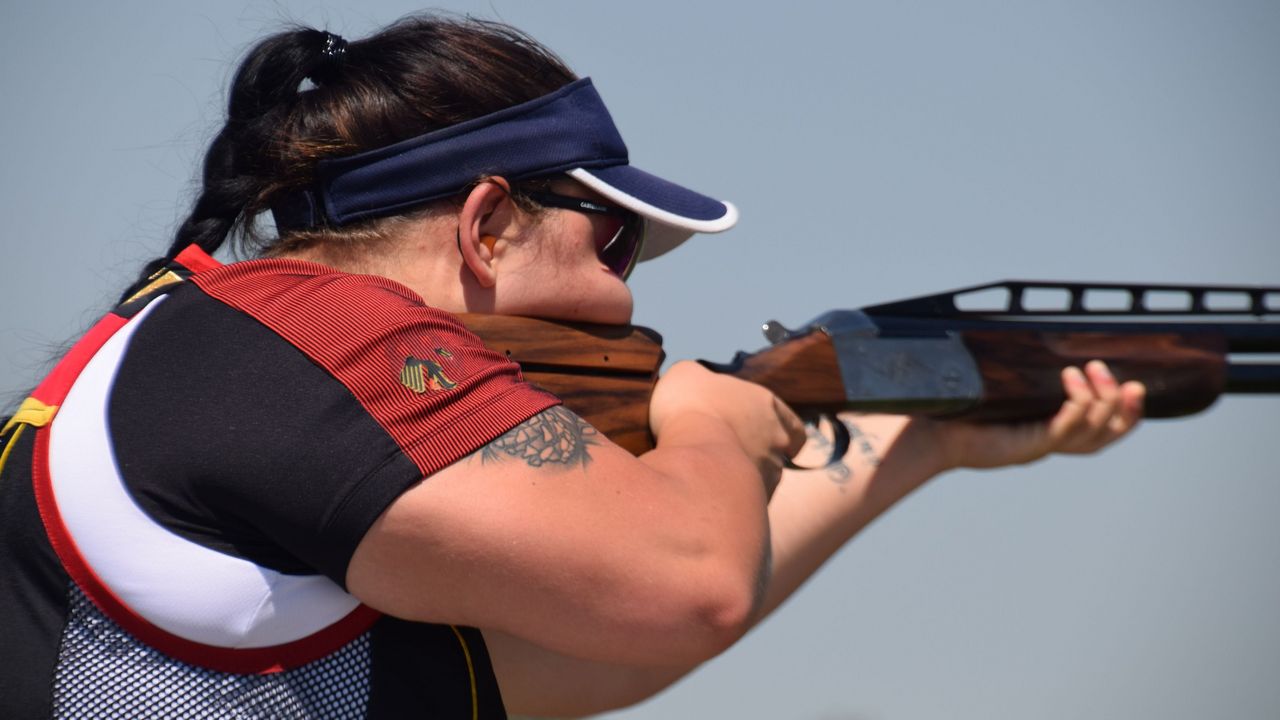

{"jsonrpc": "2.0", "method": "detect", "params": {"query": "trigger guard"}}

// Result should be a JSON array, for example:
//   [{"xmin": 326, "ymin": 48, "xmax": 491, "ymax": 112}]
[{"xmin": 782, "ymin": 414, "xmax": 850, "ymax": 471}]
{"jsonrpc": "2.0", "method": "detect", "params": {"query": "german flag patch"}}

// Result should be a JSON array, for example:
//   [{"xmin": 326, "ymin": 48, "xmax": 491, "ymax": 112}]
[{"xmin": 400, "ymin": 355, "xmax": 458, "ymax": 394}]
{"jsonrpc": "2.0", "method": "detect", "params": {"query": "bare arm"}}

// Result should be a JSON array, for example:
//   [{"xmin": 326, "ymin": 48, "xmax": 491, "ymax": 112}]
[
  {"xmin": 482, "ymin": 414, "xmax": 928, "ymax": 718},
  {"xmin": 484, "ymin": 363, "xmax": 1144, "ymax": 716},
  {"xmin": 759, "ymin": 361, "xmax": 1146, "ymax": 621},
  {"xmin": 346, "ymin": 362, "xmax": 804, "ymax": 667}
]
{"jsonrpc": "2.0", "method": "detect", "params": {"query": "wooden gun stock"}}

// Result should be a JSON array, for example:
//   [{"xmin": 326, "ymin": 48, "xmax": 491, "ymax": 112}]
[
  {"xmin": 458, "ymin": 314, "xmax": 865, "ymax": 453},
  {"xmin": 459, "ymin": 314, "xmax": 665, "ymax": 455}
]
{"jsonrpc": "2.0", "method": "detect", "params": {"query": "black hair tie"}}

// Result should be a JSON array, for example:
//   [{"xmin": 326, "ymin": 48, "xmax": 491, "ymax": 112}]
[
  {"xmin": 310, "ymin": 32, "xmax": 348, "ymax": 85},
  {"xmin": 321, "ymin": 32, "xmax": 347, "ymax": 61}
]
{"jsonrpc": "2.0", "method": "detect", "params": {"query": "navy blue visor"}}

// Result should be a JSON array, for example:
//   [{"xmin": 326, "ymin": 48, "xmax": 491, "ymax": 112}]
[{"xmin": 271, "ymin": 78, "xmax": 737, "ymax": 261}]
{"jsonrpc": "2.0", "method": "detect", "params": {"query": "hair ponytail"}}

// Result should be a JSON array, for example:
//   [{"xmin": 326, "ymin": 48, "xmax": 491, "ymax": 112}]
[
  {"xmin": 120, "ymin": 15, "xmax": 577, "ymax": 302},
  {"xmin": 118, "ymin": 29, "xmax": 333, "ymax": 302}
]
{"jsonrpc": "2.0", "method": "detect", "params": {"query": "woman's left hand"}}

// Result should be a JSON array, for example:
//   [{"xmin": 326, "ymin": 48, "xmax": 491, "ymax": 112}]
[{"xmin": 924, "ymin": 360, "xmax": 1146, "ymax": 471}]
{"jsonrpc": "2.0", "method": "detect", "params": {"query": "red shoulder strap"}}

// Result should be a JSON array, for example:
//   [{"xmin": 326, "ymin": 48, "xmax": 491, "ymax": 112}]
[{"xmin": 173, "ymin": 244, "xmax": 221, "ymax": 273}]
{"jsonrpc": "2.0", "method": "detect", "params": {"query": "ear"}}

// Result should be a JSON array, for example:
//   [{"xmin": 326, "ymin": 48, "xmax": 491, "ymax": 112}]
[{"xmin": 457, "ymin": 177, "xmax": 514, "ymax": 289}]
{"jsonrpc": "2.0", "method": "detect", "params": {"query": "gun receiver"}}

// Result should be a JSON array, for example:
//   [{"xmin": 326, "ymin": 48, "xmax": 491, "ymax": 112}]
[{"xmin": 460, "ymin": 281, "xmax": 1280, "ymax": 455}]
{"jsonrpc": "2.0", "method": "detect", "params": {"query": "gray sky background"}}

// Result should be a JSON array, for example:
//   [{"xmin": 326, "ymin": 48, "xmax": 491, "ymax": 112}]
[{"xmin": 2, "ymin": 2, "xmax": 1277, "ymax": 718}]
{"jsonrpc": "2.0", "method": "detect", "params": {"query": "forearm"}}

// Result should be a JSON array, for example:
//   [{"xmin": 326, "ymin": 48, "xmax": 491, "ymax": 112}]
[{"xmin": 761, "ymin": 365, "xmax": 1144, "ymax": 617}]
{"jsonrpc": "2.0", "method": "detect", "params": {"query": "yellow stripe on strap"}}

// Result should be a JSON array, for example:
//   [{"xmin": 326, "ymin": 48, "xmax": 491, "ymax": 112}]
[
  {"xmin": 0, "ymin": 424, "xmax": 25, "ymax": 480},
  {"xmin": 122, "ymin": 269, "xmax": 185, "ymax": 305},
  {"xmin": 450, "ymin": 625, "xmax": 479, "ymax": 720},
  {"xmin": 1, "ymin": 397, "xmax": 58, "ymax": 437}
]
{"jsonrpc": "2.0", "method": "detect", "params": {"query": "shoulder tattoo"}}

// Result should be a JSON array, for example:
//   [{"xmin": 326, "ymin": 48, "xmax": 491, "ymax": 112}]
[{"xmin": 481, "ymin": 406, "xmax": 598, "ymax": 469}]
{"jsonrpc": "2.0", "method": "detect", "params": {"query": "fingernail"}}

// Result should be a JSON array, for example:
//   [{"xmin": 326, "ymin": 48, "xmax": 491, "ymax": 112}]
[
  {"xmin": 1088, "ymin": 360, "xmax": 1113, "ymax": 381},
  {"xmin": 1065, "ymin": 366, "xmax": 1086, "ymax": 385}
]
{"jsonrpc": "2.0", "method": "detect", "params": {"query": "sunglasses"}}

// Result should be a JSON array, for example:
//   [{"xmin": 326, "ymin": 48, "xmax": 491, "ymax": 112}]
[{"xmin": 520, "ymin": 190, "xmax": 646, "ymax": 280}]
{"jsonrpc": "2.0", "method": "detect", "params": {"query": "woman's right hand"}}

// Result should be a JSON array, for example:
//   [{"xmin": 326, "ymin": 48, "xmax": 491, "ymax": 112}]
[{"xmin": 649, "ymin": 361, "xmax": 808, "ymax": 493}]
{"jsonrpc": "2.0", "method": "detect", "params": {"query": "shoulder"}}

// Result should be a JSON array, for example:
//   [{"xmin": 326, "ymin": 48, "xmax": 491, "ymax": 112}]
[
  {"xmin": 191, "ymin": 257, "xmax": 465, "ymax": 339},
  {"xmin": 186, "ymin": 258, "xmax": 559, "ymax": 476}
]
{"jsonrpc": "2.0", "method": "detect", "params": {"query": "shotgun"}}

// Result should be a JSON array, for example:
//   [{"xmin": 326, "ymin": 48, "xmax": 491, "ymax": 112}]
[{"xmin": 460, "ymin": 281, "xmax": 1280, "ymax": 456}]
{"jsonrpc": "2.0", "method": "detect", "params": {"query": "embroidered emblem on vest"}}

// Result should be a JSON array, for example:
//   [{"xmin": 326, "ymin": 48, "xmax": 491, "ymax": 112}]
[{"xmin": 400, "ymin": 353, "xmax": 458, "ymax": 394}]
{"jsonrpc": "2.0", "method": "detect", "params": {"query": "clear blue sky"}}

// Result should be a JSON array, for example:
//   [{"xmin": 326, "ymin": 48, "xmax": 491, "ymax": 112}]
[{"xmin": 3, "ymin": 2, "xmax": 1277, "ymax": 718}]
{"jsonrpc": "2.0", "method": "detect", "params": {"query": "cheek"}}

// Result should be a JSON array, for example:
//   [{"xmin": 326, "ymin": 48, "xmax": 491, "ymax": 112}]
[
  {"xmin": 493, "ymin": 215, "xmax": 635, "ymax": 323},
  {"xmin": 551, "ymin": 221, "xmax": 602, "ymax": 269},
  {"xmin": 516, "ymin": 216, "xmax": 590, "ymax": 270},
  {"xmin": 502, "ymin": 264, "xmax": 634, "ymax": 323}
]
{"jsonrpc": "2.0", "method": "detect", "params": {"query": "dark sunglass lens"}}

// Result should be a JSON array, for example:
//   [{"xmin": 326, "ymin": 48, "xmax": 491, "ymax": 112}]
[
  {"xmin": 594, "ymin": 216, "xmax": 626, "ymax": 275},
  {"xmin": 524, "ymin": 188, "xmax": 645, "ymax": 279},
  {"xmin": 598, "ymin": 215, "xmax": 643, "ymax": 279}
]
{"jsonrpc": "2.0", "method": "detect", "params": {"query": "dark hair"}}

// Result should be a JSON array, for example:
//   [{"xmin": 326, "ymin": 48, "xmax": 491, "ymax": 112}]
[{"xmin": 119, "ymin": 14, "xmax": 577, "ymax": 302}]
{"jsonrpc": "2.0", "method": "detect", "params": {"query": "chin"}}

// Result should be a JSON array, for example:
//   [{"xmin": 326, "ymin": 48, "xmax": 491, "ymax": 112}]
[
  {"xmin": 539, "ymin": 291, "xmax": 633, "ymax": 325},
  {"xmin": 559, "ymin": 298, "xmax": 633, "ymax": 325},
  {"xmin": 580, "ymin": 283, "xmax": 634, "ymax": 325},
  {"xmin": 495, "ymin": 272, "xmax": 634, "ymax": 324},
  {"xmin": 586, "ymin": 306, "xmax": 633, "ymax": 325}
]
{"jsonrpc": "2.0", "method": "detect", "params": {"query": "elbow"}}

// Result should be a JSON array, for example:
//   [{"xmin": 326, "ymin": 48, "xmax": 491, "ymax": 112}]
[
  {"xmin": 696, "ymin": 526, "xmax": 771, "ymax": 658},
  {"xmin": 695, "ymin": 588, "xmax": 757, "ymax": 659},
  {"xmin": 591, "ymin": 560, "xmax": 763, "ymax": 667},
  {"xmin": 657, "ymin": 561, "xmax": 765, "ymax": 665},
  {"xmin": 711, "ymin": 553, "xmax": 769, "ymax": 644},
  {"xmin": 636, "ymin": 527, "xmax": 771, "ymax": 666}
]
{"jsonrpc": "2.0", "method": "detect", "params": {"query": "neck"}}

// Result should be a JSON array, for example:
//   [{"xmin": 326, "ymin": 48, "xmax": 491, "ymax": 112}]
[{"xmin": 275, "ymin": 223, "xmax": 486, "ymax": 314}]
